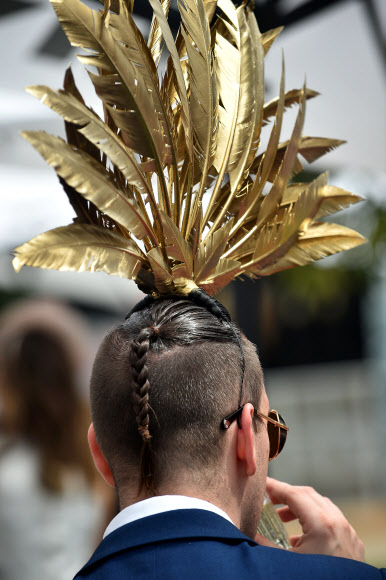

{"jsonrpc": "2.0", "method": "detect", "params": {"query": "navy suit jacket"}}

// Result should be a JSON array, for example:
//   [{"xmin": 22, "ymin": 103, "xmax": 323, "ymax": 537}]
[{"xmin": 75, "ymin": 509, "xmax": 386, "ymax": 579}]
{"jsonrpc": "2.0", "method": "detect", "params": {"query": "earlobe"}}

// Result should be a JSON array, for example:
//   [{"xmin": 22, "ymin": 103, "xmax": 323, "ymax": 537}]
[
  {"xmin": 88, "ymin": 423, "xmax": 116, "ymax": 488},
  {"xmin": 236, "ymin": 404, "xmax": 257, "ymax": 477}
]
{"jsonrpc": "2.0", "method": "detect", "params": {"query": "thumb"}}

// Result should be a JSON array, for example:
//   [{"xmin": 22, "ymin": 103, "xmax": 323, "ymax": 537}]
[{"xmin": 254, "ymin": 533, "xmax": 283, "ymax": 549}]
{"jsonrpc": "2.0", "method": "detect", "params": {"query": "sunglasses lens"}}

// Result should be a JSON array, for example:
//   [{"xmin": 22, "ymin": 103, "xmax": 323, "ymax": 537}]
[
  {"xmin": 267, "ymin": 410, "xmax": 279, "ymax": 460},
  {"xmin": 277, "ymin": 413, "xmax": 287, "ymax": 454}
]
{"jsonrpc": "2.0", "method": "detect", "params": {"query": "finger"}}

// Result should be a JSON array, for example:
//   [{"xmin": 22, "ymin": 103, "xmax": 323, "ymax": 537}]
[
  {"xmin": 254, "ymin": 533, "xmax": 283, "ymax": 550},
  {"xmin": 266, "ymin": 477, "xmax": 292, "ymax": 505},
  {"xmin": 289, "ymin": 535, "xmax": 302, "ymax": 548},
  {"xmin": 265, "ymin": 477, "xmax": 282, "ymax": 505},
  {"xmin": 267, "ymin": 479, "xmax": 366, "ymax": 561},
  {"xmin": 266, "ymin": 478, "xmax": 326, "ymax": 520},
  {"xmin": 276, "ymin": 506, "xmax": 296, "ymax": 523}
]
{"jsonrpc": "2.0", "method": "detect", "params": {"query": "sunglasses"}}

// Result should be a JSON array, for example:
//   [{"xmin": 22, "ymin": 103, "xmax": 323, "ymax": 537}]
[{"xmin": 221, "ymin": 405, "xmax": 289, "ymax": 461}]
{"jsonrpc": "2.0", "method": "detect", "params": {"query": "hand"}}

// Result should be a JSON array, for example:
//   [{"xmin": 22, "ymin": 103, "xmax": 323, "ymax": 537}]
[{"xmin": 255, "ymin": 477, "xmax": 365, "ymax": 562}]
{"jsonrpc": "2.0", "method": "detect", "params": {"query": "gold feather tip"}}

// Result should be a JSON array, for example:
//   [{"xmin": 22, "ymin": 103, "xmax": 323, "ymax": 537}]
[{"xmin": 13, "ymin": 0, "xmax": 366, "ymax": 297}]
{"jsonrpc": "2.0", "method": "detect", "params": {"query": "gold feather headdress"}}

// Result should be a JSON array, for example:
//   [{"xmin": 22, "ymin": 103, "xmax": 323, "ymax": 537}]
[{"xmin": 13, "ymin": 0, "xmax": 365, "ymax": 297}]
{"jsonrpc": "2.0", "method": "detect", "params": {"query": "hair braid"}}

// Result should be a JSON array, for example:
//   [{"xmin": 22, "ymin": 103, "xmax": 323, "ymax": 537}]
[
  {"xmin": 187, "ymin": 289, "xmax": 231, "ymax": 323},
  {"xmin": 130, "ymin": 326, "xmax": 158, "ymax": 493},
  {"xmin": 125, "ymin": 295, "xmax": 154, "ymax": 320}
]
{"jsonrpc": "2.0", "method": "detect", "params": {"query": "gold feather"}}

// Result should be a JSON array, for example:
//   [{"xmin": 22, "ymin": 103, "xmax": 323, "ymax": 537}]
[
  {"xmin": 180, "ymin": 0, "xmax": 218, "ymax": 235},
  {"xmin": 14, "ymin": 0, "xmax": 365, "ymax": 298},
  {"xmin": 252, "ymin": 136, "xmax": 345, "ymax": 183},
  {"xmin": 147, "ymin": 247, "xmax": 174, "ymax": 294},
  {"xmin": 205, "ymin": 0, "xmax": 244, "ymax": 226},
  {"xmin": 160, "ymin": 211, "xmax": 194, "ymax": 278},
  {"xmin": 13, "ymin": 224, "xmax": 146, "ymax": 279},
  {"xmin": 202, "ymin": 0, "xmax": 264, "ymax": 237},
  {"xmin": 26, "ymin": 86, "xmax": 153, "ymax": 199},
  {"xmin": 148, "ymin": 0, "xmax": 191, "ymax": 154},
  {"xmin": 26, "ymin": 83, "xmax": 164, "ymax": 239},
  {"xmin": 255, "ymin": 83, "xmax": 306, "ymax": 229},
  {"xmin": 195, "ymin": 219, "xmax": 234, "ymax": 282},
  {"xmin": 237, "ymin": 172, "xmax": 326, "ymax": 275},
  {"xmin": 261, "ymin": 26, "xmax": 283, "ymax": 55},
  {"xmin": 51, "ymin": 0, "xmax": 173, "ymax": 216},
  {"xmin": 315, "ymin": 186, "xmax": 365, "ymax": 219},
  {"xmin": 258, "ymin": 222, "xmax": 366, "ymax": 276},
  {"xmin": 148, "ymin": 0, "xmax": 171, "ymax": 66},
  {"xmin": 244, "ymin": 9, "xmax": 265, "ymax": 176},
  {"xmin": 98, "ymin": 0, "xmax": 134, "ymax": 15},
  {"xmin": 262, "ymin": 88, "xmax": 319, "ymax": 126},
  {"xmin": 178, "ymin": 0, "xmax": 215, "ymax": 164},
  {"xmin": 199, "ymin": 257, "xmax": 241, "ymax": 296},
  {"xmin": 282, "ymin": 181, "xmax": 364, "ymax": 219},
  {"xmin": 107, "ymin": 0, "xmax": 180, "ymax": 191},
  {"xmin": 223, "ymin": 58, "xmax": 286, "ymax": 243},
  {"xmin": 21, "ymin": 131, "xmax": 156, "ymax": 244}
]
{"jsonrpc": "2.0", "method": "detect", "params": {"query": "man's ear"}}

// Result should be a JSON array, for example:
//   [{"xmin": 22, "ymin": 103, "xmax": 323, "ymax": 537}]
[
  {"xmin": 236, "ymin": 404, "xmax": 257, "ymax": 477},
  {"xmin": 88, "ymin": 423, "xmax": 115, "ymax": 488}
]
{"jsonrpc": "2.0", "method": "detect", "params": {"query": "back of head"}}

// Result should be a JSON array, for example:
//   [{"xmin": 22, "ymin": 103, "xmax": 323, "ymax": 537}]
[{"xmin": 90, "ymin": 298, "xmax": 264, "ymax": 497}]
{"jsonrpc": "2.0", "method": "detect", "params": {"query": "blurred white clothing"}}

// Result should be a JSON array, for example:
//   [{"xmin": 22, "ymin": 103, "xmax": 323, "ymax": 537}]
[{"xmin": 0, "ymin": 437, "xmax": 104, "ymax": 580}]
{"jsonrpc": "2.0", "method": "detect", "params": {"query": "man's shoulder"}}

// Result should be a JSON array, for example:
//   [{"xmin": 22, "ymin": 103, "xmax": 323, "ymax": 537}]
[{"xmin": 75, "ymin": 509, "xmax": 385, "ymax": 579}]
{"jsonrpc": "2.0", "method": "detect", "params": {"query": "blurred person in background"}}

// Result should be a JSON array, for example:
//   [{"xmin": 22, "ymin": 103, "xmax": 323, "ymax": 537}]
[{"xmin": 0, "ymin": 299, "xmax": 116, "ymax": 580}]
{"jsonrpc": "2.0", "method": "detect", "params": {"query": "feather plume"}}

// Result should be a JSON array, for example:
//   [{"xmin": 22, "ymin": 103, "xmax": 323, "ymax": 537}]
[
  {"xmin": 13, "ymin": 224, "xmax": 147, "ymax": 279},
  {"xmin": 258, "ymin": 223, "xmax": 366, "ymax": 276},
  {"xmin": 14, "ymin": 0, "xmax": 366, "ymax": 297},
  {"xmin": 21, "ymin": 130, "xmax": 156, "ymax": 244},
  {"xmin": 261, "ymin": 26, "xmax": 283, "ymax": 55},
  {"xmin": 262, "ymin": 88, "xmax": 319, "ymax": 126},
  {"xmin": 148, "ymin": 0, "xmax": 171, "ymax": 66}
]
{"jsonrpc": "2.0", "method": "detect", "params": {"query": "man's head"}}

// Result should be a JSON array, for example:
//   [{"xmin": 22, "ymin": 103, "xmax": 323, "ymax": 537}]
[{"xmin": 89, "ymin": 298, "xmax": 268, "ymax": 531}]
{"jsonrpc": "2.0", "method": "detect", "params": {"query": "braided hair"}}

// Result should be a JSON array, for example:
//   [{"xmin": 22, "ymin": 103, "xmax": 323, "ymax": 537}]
[
  {"xmin": 129, "ymin": 326, "xmax": 157, "ymax": 493},
  {"xmin": 90, "ymin": 291, "xmax": 263, "ymax": 497},
  {"xmin": 130, "ymin": 326, "xmax": 157, "ymax": 444}
]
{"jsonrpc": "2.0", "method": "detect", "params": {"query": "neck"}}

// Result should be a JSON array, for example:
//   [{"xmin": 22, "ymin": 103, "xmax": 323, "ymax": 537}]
[{"xmin": 117, "ymin": 469, "xmax": 246, "ymax": 532}]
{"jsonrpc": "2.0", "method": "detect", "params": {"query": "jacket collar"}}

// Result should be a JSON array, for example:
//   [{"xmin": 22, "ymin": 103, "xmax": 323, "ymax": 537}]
[{"xmin": 81, "ymin": 509, "xmax": 257, "ymax": 573}]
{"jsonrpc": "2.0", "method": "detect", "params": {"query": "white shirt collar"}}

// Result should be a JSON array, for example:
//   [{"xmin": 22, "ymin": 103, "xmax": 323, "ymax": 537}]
[{"xmin": 103, "ymin": 495, "xmax": 235, "ymax": 538}]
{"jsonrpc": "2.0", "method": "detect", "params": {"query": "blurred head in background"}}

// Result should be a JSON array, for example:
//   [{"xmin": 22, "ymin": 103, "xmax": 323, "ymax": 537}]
[
  {"xmin": 0, "ymin": 299, "xmax": 95, "ymax": 490},
  {"xmin": 0, "ymin": 299, "xmax": 116, "ymax": 580}
]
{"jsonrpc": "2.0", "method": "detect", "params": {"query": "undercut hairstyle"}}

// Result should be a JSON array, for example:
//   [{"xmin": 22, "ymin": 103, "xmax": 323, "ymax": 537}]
[{"xmin": 90, "ymin": 298, "xmax": 264, "ymax": 496}]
